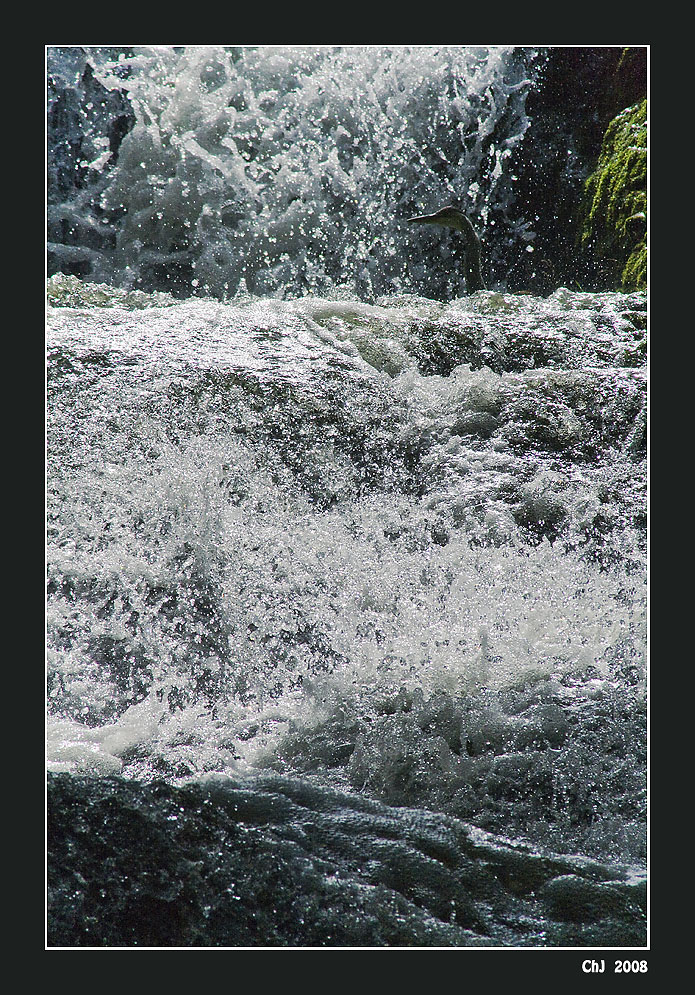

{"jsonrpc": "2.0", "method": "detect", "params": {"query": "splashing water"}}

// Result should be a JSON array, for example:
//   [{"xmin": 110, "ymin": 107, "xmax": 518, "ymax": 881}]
[
  {"xmin": 46, "ymin": 48, "xmax": 647, "ymax": 945},
  {"xmin": 47, "ymin": 45, "xmax": 538, "ymax": 299},
  {"xmin": 46, "ymin": 280, "xmax": 646, "ymax": 868}
]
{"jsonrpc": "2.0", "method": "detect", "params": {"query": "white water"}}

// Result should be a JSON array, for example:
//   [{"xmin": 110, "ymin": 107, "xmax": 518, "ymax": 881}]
[
  {"xmin": 47, "ymin": 45, "xmax": 538, "ymax": 300},
  {"xmin": 46, "ymin": 49, "xmax": 647, "ymax": 908},
  {"xmin": 46, "ymin": 278, "xmax": 647, "ymax": 868}
]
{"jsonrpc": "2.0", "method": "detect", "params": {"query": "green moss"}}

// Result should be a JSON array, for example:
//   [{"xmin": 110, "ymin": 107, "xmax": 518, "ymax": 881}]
[
  {"xmin": 580, "ymin": 99, "xmax": 647, "ymax": 290},
  {"xmin": 621, "ymin": 242, "xmax": 647, "ymax": 290}
]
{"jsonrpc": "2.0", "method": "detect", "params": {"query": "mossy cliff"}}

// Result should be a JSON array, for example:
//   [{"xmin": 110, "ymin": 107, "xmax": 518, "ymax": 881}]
[
  {"xmin": 505, "ymin": 47, "xmax": 646, "ymax": 293},
  {"xmin": 579, "ymin": 98, "xmax": 647, "ymax": 291}
]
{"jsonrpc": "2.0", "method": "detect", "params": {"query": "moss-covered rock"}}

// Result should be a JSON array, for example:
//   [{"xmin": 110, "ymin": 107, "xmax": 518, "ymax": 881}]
[{"xmin": 580, "ymin": 98, "xmax": 647, "ymax": 290}]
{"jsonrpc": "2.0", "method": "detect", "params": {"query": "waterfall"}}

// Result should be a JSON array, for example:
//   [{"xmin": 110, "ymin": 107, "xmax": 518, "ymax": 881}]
[{"xmin": 47, "ymin": 45, "xmax": 540, "ymax": 300}]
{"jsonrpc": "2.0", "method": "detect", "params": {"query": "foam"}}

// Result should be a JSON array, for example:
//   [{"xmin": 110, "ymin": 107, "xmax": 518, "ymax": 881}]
[{"xmin": 47, "ymin": 45, "xmax": 538, "ymax": 299}]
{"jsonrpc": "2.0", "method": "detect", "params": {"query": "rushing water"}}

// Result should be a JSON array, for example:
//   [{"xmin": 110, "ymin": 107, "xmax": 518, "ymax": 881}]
[
  {"xmin": 47, "ymin": 45, "xmax": 541, "ymax": 301},
  {"xmin": 46, "ymin": 45, "xmax": 647, "ymax": 949}
]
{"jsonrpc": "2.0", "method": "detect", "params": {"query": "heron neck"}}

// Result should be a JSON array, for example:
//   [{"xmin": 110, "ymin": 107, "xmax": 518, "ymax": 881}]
[{"xmin": 455, "ymin": 215, "xmax": 486, "ymax": 293}]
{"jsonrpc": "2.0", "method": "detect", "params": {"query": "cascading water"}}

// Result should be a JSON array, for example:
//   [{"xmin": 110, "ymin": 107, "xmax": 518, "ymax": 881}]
[
  {"xmin": 46, "ymin": 45, "xmax": 647, "ymax": 951},
  {"xmin": 47, "ymin": 45, "xmax": 539, "ymax": 300}
]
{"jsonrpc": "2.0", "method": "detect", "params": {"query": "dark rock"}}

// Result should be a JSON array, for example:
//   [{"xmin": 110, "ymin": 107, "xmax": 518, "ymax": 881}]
[
  {"xmin": 505, "ymin": 47, "xmax": 647, "ymax": 293},
  {"xmin": 540, "ymin": 873, "xmax": 645, "ymax": 925},
  {"xmin": 47, "ymin": 772, "xmax": 646, "ymax": 947}
]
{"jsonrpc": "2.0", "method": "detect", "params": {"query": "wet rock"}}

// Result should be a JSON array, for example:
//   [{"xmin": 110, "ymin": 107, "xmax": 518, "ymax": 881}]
[
  {"xmin": 539, "ymin": 873, "xmax": 645, "ymax": 925},
  {"xmin": 47, "ymin": 772, "xmax": 646, "ymax": 947},
  {"xmin": 579, "ymin": 100, "xmax": 647, "ymax": 291},
  {"xmin": 452, "ymin": 411, "xmax": 500, "ymax": 438}
]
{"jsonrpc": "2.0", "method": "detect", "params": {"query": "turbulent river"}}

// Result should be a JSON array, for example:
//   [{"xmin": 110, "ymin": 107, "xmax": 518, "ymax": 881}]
[
  {"xmin": 46, "ymin": 45, "xmax": 647, "ymax": 950},
  {"xmin": 46, "ymin": 276, "xmax": 647, "ymax": 948}
]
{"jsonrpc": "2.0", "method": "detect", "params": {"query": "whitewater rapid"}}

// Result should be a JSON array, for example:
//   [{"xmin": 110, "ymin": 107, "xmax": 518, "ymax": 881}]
[
  {"xmin": 46, "ymin": 44, "xmax": 647, "ymax": 947},
  {"xmin": 46, "ymin": 278, "xmax": 646, "ymax": 874}
]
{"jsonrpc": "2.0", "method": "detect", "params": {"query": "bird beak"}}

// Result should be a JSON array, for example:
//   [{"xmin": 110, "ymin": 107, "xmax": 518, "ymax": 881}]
[{"xmin": 407, "ymin": 213, "xmax": 436, "ymax": 225}]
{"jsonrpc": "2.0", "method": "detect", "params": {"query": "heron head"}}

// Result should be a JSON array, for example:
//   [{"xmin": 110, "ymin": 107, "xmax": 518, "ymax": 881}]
[{"xmin": 407, "ymin": 206, "xmax": 466, "ymax": 230}]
